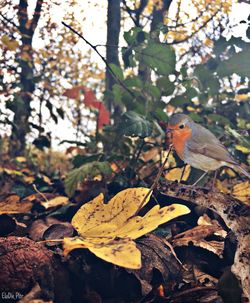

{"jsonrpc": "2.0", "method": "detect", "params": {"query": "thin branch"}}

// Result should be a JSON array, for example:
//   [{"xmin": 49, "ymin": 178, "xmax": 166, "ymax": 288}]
[
  {"xmin": 0, "ymin": 12, "xmax": 20, "ymax": 31},
  {"xmin": 133, "ymin": 145, "xmax": 173, "ymax": 217},
  {"xmin": 122, "ymin": 0, "xmax": 137, "ymax": 26},
  {"xmin": 122, "ymin": 0, "xmax": 149, "ymax": 27},
  {"xmin": 62, "ymin": 21, "xmax": 135, "ymax": 98},
  {"xmin": 166, "ymin": 8, "xmax": 221, "ymax": 45}
]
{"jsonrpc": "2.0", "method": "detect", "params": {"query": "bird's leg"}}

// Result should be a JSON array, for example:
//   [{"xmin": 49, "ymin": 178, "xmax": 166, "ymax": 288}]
[
  {"xmin": 179, "ymin": 164, "xmax": 187, "ymax": 183},
  {"xmin": 191, "ymin": 171, "xmax": 208, "ymax": 187},
  {"xmin": 176, "ymin": 170, "xmax": 208, "ymax": 197}
]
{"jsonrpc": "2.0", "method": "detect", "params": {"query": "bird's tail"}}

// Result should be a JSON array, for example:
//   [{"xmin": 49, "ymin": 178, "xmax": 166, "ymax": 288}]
[{"xmin": 234, "ymin": 164, "xmax": 250, "ymax": 179}]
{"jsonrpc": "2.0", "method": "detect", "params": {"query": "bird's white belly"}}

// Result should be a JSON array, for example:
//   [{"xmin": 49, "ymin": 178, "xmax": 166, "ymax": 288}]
[{"xmin": 183, "ymin": 151, "xmax": 223, "ymax": 171}]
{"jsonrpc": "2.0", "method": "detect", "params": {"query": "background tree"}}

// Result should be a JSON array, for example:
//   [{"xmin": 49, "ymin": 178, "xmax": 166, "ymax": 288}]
[{"xmin": 0, "ymin": 0, "xmax": 104, "ymax": 155}]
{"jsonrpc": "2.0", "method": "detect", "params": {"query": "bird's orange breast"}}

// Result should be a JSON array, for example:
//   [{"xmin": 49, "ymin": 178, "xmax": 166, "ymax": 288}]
[{"xmin": 172, "ymin": 129, "xmax": 192, "ymax": 160}]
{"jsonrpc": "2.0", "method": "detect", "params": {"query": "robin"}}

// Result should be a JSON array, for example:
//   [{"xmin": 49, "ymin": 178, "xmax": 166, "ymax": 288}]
[{"xmin": 167, "ymin": 114, "xmax": 250, "ymax": 185}]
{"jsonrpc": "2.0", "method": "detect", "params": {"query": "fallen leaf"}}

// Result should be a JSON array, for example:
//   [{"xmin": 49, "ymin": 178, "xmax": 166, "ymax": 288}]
[
  {"xmin": 29, "ymin": 217, "xmax": 61, "ymax": 241},
  {"xmin": 172, "ymin": 224, "xmax": 225, "ymax": 257},
  {"xmin": 216, "ymin": 180, "xmax": 230, "ymax": 194},
  {"xmin": 198, "ymin": 214, "xmax": 227, "ymax": 238},
  {"xmin": 23, "ymin": 175, "xmax": 35, "ymax": 184},
  {"xmin": 165, "ymin": 165, "xmax": 191, "ymax": 182},
  {"xmin": 15, "ymin": 156, "xmax": 27, "ymax": 163},
  {"xmin": 0, "ymin": 194, "xmax": 32, "ymax": 214},
  {"xmin": 64, "ymin": 237, "xmax": 141, "ymax": 269},
  {"xmin": 233, "ymin": 181, "xmax": 250, "ymax": 204},
  {"xmin": 235, "ymin": 145, "xmax": 250, "ymax": 154},
  {"xmin": 64, "ymin": 187, "xmax": 190, "ymax": 268},
  {"xmin": 43, "ymin": 223, "xmax": 74, "ymax": 245},
  {"xmin": 0, "ymin": 167, "xmax": 23, "ymax": 176},
  {"xmin": 127, "ymin": 234, "xmax": 183, "ymax": 296},
  {"xmin": 41, "ymin": 196, "xmax": 69, "ymax": 209}
]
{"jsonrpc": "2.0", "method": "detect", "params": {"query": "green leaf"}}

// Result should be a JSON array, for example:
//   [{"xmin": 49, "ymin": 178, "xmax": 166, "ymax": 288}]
[
  {"xmin": 124, "ymin": 27, "xmax": 142, "ymax": 45},
  {"xmin": 72, "ymin": 154, "xmax": 102, "ymax": 168},
  {"xmin": 144, "ymin": 83, "xmax": 161, "ymax": 99},
  {"xmin": 207, "ymin": 114, "xmax": 232, "ymax": 126},
  {"xmin": 169, "ymin": 95, "xmax": 188, "ymax": 107},
  {"xmin": 185, "ymin": 87, "xmax": 199, "ymax": 99},
  {"xmin": 216, "ymin": 46, "xmax": 250, "ymax": 78},
  {"xmin": 124, "ymin": 77, "xmax": 143, "ymax": 89},
  {"xmin": 109, "ymin": 64, "xmax": 124, "ymax": 81},
  {"xmin": 188, "ymin": 113, "xmax": 204, "ymax": 123},
  {"xmin": 194, "ymin": 65, "xmax": 220, "ymax": 94},
  {"xmin": 140, "ymin": 43, "xmax": 176, "ymax": 75},
  {"xmin": 65, "ymin": 161, "xmax": 112, "ymax": 198},
  {"xmin": 153, "ymin": 108, "xmax": 168, "ymax": 121},
  {"xmin": 156, "ymin": 76, "xmax": 175, "ymax": 96},
  {"xmin": 118, "ymin": 111, "xmax": 153, "ymax": 138}
]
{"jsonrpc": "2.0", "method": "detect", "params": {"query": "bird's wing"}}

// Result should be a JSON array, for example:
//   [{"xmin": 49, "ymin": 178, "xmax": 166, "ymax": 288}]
[{"xmin": 187, "ymin": 124, "xmax": 237, "ymax": 164}]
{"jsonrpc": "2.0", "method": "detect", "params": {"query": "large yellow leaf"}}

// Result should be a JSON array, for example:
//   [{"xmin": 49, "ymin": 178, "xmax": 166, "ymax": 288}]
[
  {"xmin": 114, "ymin": 204, "xmax": 190, "ymax": 239},
  {"xmin": 72, "ymin": 187, "xmax": 152, "ymax": 236},
  {"xmin": 64, "ymin": 187, "xmax": 190, "ymax": 268},
  {"xmin": 64, "ymin": 237, "xmax": 141, "ymax": 269}
]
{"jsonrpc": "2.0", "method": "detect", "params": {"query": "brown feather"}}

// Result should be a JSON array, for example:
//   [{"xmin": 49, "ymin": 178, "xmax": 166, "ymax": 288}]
[{"xmin": 187, "ymin": 123, "xmax": 237, "ymax": 165}]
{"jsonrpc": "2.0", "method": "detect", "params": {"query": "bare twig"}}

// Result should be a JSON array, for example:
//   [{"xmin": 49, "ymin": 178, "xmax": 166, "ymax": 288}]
[
  {"xmin": 133, "ymin": 145, "xmax": 173, "ymax": 216},
  {"xmin": 166, "ymin": 8, "xmax": 221, "ymax": 45},
  {"xmin": 62, "ymin": 22, "xmax": 135, "ymax": 98},
  {"xmin": 0, "ymin": 12, "xmax": 20, "ymax": 30}
]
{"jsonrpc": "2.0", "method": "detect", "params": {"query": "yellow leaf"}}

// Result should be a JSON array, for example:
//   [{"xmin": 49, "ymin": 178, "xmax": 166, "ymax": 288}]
[
  {"xmin": 63, "ymin": 237, "xmax": 141, "ymax": 269},
  {"xmin": 42, "ymin": 175, "xmax": 53, "ymax": 185},
  {"xmin": 215, "ymin": 180, "xmax": 230, "ymax": 194},
  {"xmin": 233, "ymin": 181, "xmax": 250, "ymax": 204},
  {"xmin": 235, "ymin": 94, "xmax": 249, "ymax": 102},
  {"xmin": 165, "ymin": 165, "xmax": 190, "ymax": 181},
  {"xmin": 64, "ymin": 187, "xmax": 190, "ymax": 268},
  {"xmin": 1, "ymin": 35, "xmax": 19, "ymax": 51},
  {"xmin": 203, "ymin": 38, "xmax": 214, "ymax": 48},
  {"xmin": 41, "ymin": 196, "xmax": 69, "ymax": 209},
  {"xmin": 23, "ymin": 175, "xmax": 35, "ymax": 184},
  {"xmin": 235, "ymin": 145, "xmax": 250, "ymax": 154},
  {"xmin": 0, "ymin": 167, "xmax": 23, "ymax": 176},
  {"xmin": 224, "ymin": 168, "xmax": 236, "ymax": 177},
  {"xmin": 113, "ymin": 204, "xmax": 190, "ymax": 239},
  {"xmin": 15, "ymin": 156, "xmax": 27, "ymax": 163},
  {"xmin": 72, "ymin": 188, "xmax": 152, "ymax": 236}
]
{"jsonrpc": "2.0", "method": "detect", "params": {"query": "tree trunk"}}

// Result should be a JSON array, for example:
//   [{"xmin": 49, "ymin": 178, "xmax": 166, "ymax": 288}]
[
  {"xmin": 105, "ymin": 0, "xmax": 121, "ymax": 114},
  {"xmin": 138, "ymin": 0, "xmax": 172, "ymax": 82},
  {"xmin": 10, "ymin": 0, "xmax": 43, "ymax": 156}
]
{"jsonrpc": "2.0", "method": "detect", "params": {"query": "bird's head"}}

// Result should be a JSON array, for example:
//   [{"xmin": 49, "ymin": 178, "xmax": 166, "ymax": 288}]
[{"xmin": 167, "ymin": 114, "xmax": 193, "ymax": 140}]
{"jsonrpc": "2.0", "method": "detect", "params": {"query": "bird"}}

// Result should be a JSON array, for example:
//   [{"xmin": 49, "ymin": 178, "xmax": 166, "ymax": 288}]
[{"xmin": 167, "ymin": 113, "xmax": 250, "ymax": 185}]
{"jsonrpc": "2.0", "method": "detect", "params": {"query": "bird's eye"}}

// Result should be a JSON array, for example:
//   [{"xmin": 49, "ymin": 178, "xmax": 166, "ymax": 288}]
[{"xmin": 179, "ymin": 124, "xmax": 185, "ymax": 129}]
